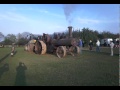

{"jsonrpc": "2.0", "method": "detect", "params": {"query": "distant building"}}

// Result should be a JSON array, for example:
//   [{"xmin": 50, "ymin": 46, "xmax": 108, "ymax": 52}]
[
  {"xmin": 0, "ymin": 41, "xmax": 4, "ymax": 48},
  {"xmin": 115, "ymin": 38, "xmax": 119, "ymax": 41},
  {"xmin": 100, "ymin": 38, "xmax": 113, "ymax": 46}
]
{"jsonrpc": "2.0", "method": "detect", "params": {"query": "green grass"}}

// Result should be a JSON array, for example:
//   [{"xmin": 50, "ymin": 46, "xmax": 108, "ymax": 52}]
[{"xmin": 0, "ymin": 47, "xmax": 119, "ymax": 86}]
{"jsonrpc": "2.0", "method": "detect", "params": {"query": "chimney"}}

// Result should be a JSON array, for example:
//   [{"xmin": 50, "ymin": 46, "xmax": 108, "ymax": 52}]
[{"xmin": 68, "ymin": 26, "xmax": 72, "ymax": 38}]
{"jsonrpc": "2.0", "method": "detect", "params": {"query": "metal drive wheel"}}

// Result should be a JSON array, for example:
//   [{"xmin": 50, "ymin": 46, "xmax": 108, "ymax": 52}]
[
  {"xmin": 70, "ymin": 46, "xmax": 80, "ymax": 56},
  {"xmin": 34, "ymin": 40, "xmax": 47, "ymax": 55},
  {"xmin": 56, "ymin": 46, "xmax": 66, "ymax": 58}
]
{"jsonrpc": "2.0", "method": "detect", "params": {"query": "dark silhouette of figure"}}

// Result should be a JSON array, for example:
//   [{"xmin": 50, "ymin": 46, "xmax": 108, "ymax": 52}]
[
  {"xmin": 78, "ymin": 39, "xmax": 83, "ymax": 54},
  {"xmin": 15, "ymin": 62, "xmax": 27, "ymax": 86},
  {"xmin": 88, "ymin": 40, "xmax": 93, "ymax": 51},
  {"xmin": 60, "ymin": 33, "xmax": 65, "ymax": 39},
  {"xmin": 0, "ymin": 63, "xmax": 9, "ymax": 79},
  {"xmin": 116, "ymin": 40, "xmax": 119, "ymax": 48},
  {"xmin": 104, "ymin": 40, "xmax": 107, "ymax": 47}
]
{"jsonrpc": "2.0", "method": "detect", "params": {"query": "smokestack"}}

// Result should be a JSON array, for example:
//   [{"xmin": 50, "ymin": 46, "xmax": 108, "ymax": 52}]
[{"xmin": 68, "ymin": 26, "xmax": 72, "ymax": 38}]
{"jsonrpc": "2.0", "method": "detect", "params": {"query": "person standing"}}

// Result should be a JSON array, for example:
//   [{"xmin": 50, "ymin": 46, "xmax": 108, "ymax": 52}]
[
  {"xmin": 110, "ymin": 41, "xmax": 114, "ymax": 56},
  {"xmin": 78, "ymin": 39, "xmax": 83, "ymax": 54},
  {"xmin": 11, "ymin": 43, "xmax": 15, "ymax": 56},
  {"xmin": 82, "ymin": 41, "xmax": 85, "ymax": 47},
  {"xmin": 96, "ymin": 39, "xmax": 100, "ymax": 52},
  {"xmin": 116, "ymin": 40, "xmax": 119, "ymax": 48},
  {"xmin": 88, "ymin": 40, "xmax": 93, "ymax": 51}
]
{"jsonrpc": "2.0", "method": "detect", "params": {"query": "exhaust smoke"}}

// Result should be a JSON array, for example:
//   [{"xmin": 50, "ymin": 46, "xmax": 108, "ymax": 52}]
[{"xmin": 63, "ymin": 4, "xmax": 78, "ymax": 25}]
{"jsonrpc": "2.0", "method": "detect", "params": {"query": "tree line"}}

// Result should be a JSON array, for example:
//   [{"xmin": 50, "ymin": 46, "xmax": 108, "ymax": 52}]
[
  {"xmin": 0, "ymin": 27, "xmax": 119, "ymax": 46},
  {"xmin": 64, "ymin": 27, "xmax": 119, "ymax": 45}
]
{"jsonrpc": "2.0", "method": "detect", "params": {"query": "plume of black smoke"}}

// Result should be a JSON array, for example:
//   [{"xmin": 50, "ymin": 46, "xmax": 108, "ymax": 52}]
[{"xmin": 63, "ymin": 4, "xmax": 78, "ymax": 25}]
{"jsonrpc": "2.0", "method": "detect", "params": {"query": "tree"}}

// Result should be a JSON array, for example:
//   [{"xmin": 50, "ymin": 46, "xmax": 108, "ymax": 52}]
[
  {"xmin": 17, "ymin": 38, "xmax": 29, "ymax": 45},
  {"xmin": 16, "ymin": 33, "xmax": 22, "ymax": 44},
  {"xmin": 73, "ymin": 28, "xmax": 98, "ymax": 46},
  {"xmin": 4, "ymin": 38, "xmax": 13, "ymax": 45},
  {"xmin": 0, "ymin": 32, "xmax": 4, "ymax": 42},
  {"xmin": 5, "ymin": 34, "xmax": 17, "ymax": 44},
  {"xmin": 21, "ymin": 32, "xmax": 31, "ymax": 39},
  {"xmin": 101, "ymin": 31, "xmax": 116, "ymax": 39},
  {"xmin": 16, "ymin": 33, "xmax": 29, "ymax": 46},
  {"xmin": 17, "ymin": 33, "xmax": 22, "ymax": 40}
]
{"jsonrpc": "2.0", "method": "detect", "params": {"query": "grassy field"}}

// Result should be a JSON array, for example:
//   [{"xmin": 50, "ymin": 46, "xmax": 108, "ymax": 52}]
[{"xmin": 0, "ymin": 47, "xmax": 119, "ymax": 86}]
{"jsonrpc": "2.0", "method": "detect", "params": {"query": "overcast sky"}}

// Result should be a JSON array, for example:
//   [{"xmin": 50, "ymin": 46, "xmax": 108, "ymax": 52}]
[{"xmin": 0, "ymin": 4, "xmax": 119, "ymax": 36}]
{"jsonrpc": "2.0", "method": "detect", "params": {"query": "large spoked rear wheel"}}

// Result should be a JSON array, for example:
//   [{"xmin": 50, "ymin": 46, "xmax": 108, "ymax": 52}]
[
  {"xmin": 70, "ymin": 46, "xmax": 80, "ymax": 56},
  {"xmin": 56, "ymin": 46, "xmax": 66, "ymax": 58},
  {"xmin": 34, "ymin": 40, "xmax": 47, "ymax": 55}
]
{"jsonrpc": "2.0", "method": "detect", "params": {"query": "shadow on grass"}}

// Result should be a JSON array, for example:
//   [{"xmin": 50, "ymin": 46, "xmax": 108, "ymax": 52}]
[
  {"xmin": 0, "ymin": 63, "xmax": 9, "ymax": 79},
  {"xmin": 14, "ymin": 62, "xmax": 27, "ymax": 86},
  {"xmin": 14, "ymin": 51, "xmax": 17, "ymax": 56},
  {"xmin": 0, "ymin": 53, "xmax": 10, "ymax": 63}
]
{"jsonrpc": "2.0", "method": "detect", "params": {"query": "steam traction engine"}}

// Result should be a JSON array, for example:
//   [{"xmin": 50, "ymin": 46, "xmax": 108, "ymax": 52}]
[
  {"xmin": 24, "ymin": 26, "xmax": 80, "ymax": 58},
  {"xmin": 43, "ymin": 26, "xmax": 80, "ymax": 58}
]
